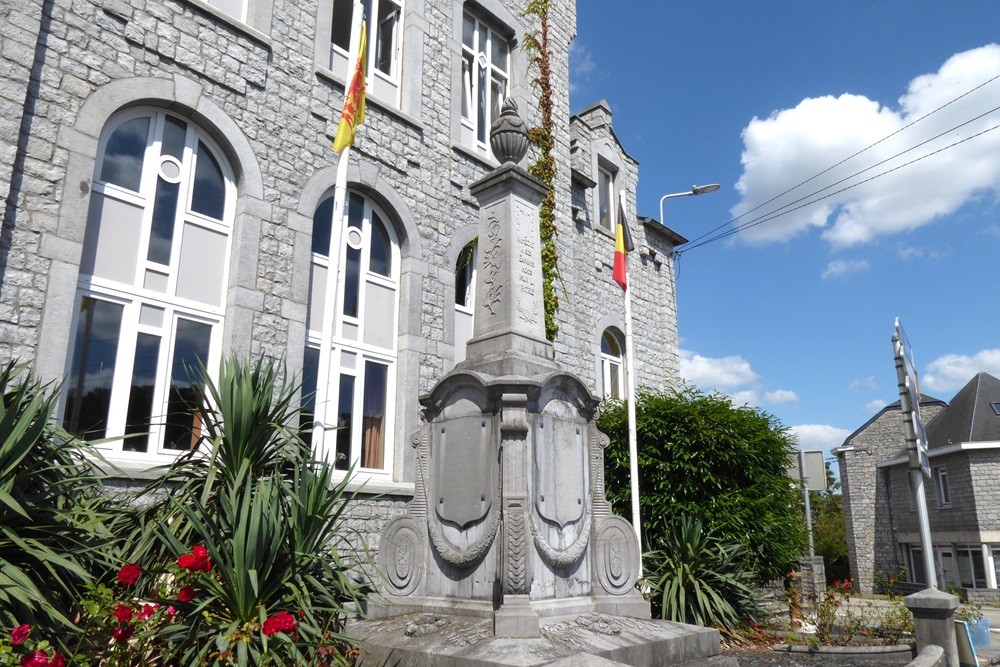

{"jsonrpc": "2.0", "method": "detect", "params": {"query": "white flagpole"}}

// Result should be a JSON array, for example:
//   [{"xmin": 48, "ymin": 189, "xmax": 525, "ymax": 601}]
[
  {"xmin": 620, "ymin": 191, "xmax": 642, "ymax": 575},
  {"xmin": 314, "ymin": 0, "xmax": 364, "ymax": 457}
]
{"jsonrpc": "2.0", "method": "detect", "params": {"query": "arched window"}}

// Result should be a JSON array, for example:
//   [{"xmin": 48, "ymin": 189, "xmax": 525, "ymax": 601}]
[
  {"xmin": 453, "ymin": 239, "xmax": 477, "ymax": 364},
  {"xmin": 599, "ymin": 328, "xmax": 625, "ymax": 399},
  {"xmin": 62, "ymin": 109, "xmax": 235, "ymax": 458},
  {"xmin": 302, "ymin": 191, "xmax": 399, "ymax": 474}
]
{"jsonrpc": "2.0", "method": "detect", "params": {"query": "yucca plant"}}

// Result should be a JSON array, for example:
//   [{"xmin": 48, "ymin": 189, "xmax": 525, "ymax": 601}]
[
  {"xmin": 0, "ymin": 361, "xmax": 117, "ymax": 638},
  {"xmin": 126, "ymin": 356, "xmax": 367, "ymax": 665},
  {"xmin": 642, "ymin": 514, "xmax": 762, "ymax": 629}
]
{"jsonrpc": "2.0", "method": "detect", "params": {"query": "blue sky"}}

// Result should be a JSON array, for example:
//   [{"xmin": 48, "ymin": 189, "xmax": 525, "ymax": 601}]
[{"xmin": 570, "ymin": 2, "xmax": 1000, "ymax": 462}]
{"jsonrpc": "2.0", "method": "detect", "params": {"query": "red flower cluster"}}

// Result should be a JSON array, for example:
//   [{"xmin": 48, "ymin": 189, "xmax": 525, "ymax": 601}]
[
  {"xmin": 262, "ymin": 611, "xmax": 297, "ymax": 637},
  {"xmin": 177, "ymin": 545, "xmax": 212, "ymax": 573},
  {"xmin": 177, "ymin": 585, "xmax": 196, "ymax": 603},
  {"xmin": 11, "ymin": 624, "xmax": 31, "ymax": 645},
  {"xmin": 116, "ymin": 563, "xmax": 141, "ymax": 586},
  {"xmin": 112, "ymin": 604, "xmax": 133, "ymax": 623},
  {"xmin": 18, "ymin": 650, "xmax": 65, "ymax": 667},
  {"xmin": 112, "ymin": 625, "xmax": 134, "ymax": 643}
]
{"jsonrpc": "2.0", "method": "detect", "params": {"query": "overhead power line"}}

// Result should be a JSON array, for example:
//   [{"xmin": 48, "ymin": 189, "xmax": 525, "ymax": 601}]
[
  {"xmin": 676, "ymin": 71, "xmax": 1000, "ymax": 255},
  {"xmin": 680, "ymin": 120, "xmax": 1000, "ymax": 253}
]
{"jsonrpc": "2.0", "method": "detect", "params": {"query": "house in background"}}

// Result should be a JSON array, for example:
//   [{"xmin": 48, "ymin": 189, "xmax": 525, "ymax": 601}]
[{"xmin": 837, "ymin": 372, "xmax": 1000, "ymax": 602}]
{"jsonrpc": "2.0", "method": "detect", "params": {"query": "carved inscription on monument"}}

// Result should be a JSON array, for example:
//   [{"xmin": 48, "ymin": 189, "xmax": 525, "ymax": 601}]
[
  {"xmin": 481, "ymin": 206, "xmax": 503, "ymax": 316},
  {"xmin": 513, "ymin": 200, "xmax": 540, "ymax": 327}
]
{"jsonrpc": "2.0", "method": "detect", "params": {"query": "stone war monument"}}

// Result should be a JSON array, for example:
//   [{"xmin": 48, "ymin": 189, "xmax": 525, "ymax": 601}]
[{"xmin": 351, "ymin": 99, "xmax": 732, "ymax": 667}]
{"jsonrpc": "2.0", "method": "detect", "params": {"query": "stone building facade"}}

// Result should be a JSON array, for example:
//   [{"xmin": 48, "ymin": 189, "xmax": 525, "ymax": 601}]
[
  {"xmin": 837, "ymin": 373, "xmax": 1000, "ymax": 602},
  {"xmin": 0, "ymin": 0, "xmax": 684, "ymax": 530}
]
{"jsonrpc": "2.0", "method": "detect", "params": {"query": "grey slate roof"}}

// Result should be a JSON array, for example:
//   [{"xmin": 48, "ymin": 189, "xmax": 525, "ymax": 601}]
[{"xmin": 925, "ymin": 372, "xmax": 1000, "ymax": 448}]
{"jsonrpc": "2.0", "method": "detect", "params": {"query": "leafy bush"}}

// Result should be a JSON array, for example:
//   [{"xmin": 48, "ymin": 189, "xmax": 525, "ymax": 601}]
[
  {"xmin": 0, "ymin": 362, "xmax": 117, "ymax": 642},
  {"xmin": 122, "ymin": 357, "xmax": 367, "ymax": 665},
  {"xmin": 642, "ymin": 515, "xmax": 762, "ymax": 628},
  {"xmin": 598, "ymin": 387, "xmax": 805, "ymax": 582}
]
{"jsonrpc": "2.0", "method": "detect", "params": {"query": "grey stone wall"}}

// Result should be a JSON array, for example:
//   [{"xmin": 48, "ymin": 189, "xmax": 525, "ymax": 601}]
[
  {"xmin": 0, "ymin": 0, "xmax": 683, "ymax": 501},
  {"xmin": 837, "ymin": 402, "xmax": 945, "ymax": 593}
]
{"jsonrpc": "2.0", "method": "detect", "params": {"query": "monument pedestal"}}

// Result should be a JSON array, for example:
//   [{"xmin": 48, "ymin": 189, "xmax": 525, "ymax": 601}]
[
  {"xmin": 359, "ymin": 100, "xmax": 726, "ymax": 666},
  {"xmin": 352, "ymin": 612, "xmax": 735, "ymax": 667}
]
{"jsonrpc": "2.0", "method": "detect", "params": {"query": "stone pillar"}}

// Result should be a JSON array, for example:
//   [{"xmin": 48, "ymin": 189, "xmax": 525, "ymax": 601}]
[
  {"xmin": 905, "ymin": 588, "xmax": 959, "ymax": 667},
  {"xmin": 798, "ymin": 556, "xmax": 826, "ymax": 613}
]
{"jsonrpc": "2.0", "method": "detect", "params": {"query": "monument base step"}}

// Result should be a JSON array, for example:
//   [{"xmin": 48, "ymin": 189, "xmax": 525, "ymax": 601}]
[{"xmin": 351, "ymin": 611, "xmax": 728, "ymax": 667}]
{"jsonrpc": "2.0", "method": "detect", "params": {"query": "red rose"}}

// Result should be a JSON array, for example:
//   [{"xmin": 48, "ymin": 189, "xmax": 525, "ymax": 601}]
[
  {"xmin": 137, "ymin": 603, "xmax": 157, "ymax": 621},
  {"xmin": 112, "ymin": 625, "xmax": 135, "ymax": 642},
  {"xmin": 201, "ymin": 558, "xmax": 212, "ymax": 572},
  {"xmin": 113, "ymin": 604, "xmax": 133, "ymax": 623},
  {"xmin": 10, "ymin": 624, "xmax": 31, "ymax": 645},
  {"xmin": 49, "ymin": 654, "xmax": 66, "ymax": 667},
  {"xmin": 191, "ymin": 545, "xmax": 208, "ymax": 560},
  {"xmin": 19, "ymin": 651, "xmax": 49, "ymax": 667},
  {"xmin": 262, "ymin": 610, "xmax": 297, "ymax": 636},
  {"xmin": 117, "ymin": 563, "xmax": 141, "ymax": 586},
  {"xmin": 177, "ymin": 554, "xmax": 200, "ymax": 571},
  {"xmin": 177, "ymin": 585, "xmax": 196, "ymax": 603}
]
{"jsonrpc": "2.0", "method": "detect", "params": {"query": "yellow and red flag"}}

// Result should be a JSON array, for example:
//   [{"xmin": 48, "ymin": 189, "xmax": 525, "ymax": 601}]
[
  {"xmin": 612, "ymin": 198, "xmax": 635, "ymax": 290},
  {"xmin": 332, "ymin": 23, "xmax": 367, "ymax": 153}
]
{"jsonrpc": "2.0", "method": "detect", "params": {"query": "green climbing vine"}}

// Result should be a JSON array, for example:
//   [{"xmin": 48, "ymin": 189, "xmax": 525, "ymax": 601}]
[{"xmin": 524, "ymin": 0, "xmax": 559, "ymax": 342}]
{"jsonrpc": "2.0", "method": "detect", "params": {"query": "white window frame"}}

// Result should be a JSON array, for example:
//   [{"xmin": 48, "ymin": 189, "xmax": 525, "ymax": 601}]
[
  {"xmin": 305, "ymin": 190, "xmax": 400, "ymax": 479},
  {"xmin": 599, "ymin": 328, "xmax": 625, "ymax": 400},
  {"xmin": 596, "ymin": 165, "xmax": 615, "ymax": 231},
  {"xmin": 460, "ymin": 11, "xmax": 509, "ymax": 152},
  {"xmin": 453, "ymin": 240, "xmax": 477, "ymax": 365},
  {"xmin": 64, "ymin": 108, "xmax": 235, "ymax": 463},
  {"xmin": 933, "ymin": 465, "xmax": 951, "ymax": 507},
  {"xmin": 329, "ymin": 0, "xmax": 404, "ymax": 107},
  {"xmin": 206, "ymin": 0, "xmax": 248, "ymax": 22}
]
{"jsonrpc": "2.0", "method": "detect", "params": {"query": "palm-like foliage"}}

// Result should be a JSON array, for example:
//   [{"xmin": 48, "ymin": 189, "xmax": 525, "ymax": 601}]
[
  {"xmin": 642, "ymin": 515, "xmax": 762, "ymax": 629},
  {"xmin": 0, "ymin": 362, "xmax": 116, "ymax": 635},
  {"xmin": 127, "ymin": 357, "xmax": 367, "ymax": 665}
]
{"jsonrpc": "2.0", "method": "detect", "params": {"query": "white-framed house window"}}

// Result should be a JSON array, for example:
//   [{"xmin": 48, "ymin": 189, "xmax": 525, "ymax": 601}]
[
  {"xmin": 63, "ymin": 109, "xmax": 235, "ymax": 460},
  {"xmin": 955, "ymin": 546, "xmax": 987, "ymax": 589},
  {"xmin": 599, "ymin": 328, "xmax": 625, "ymax": 399},
  {"xmin": 933, "ymin": 466, "xmax": 951, "ymax": 507},
  {"xmin": 460, "ymin": 11, "xmax": 509, "ymax": 151},
  {"xmin": 302, "ymin": 191, "xmax": 399, "ymax": 475},
  {"xmin": 454, "ymin": 240, "xmax": 477, "ymax": 364},
  {"xmin": 596, "ymin": 165, "xmax": 615, "ymax": 231},
  {"xmin": 330, "ymin": 0, "xmax": 404, "ymax": 105}
]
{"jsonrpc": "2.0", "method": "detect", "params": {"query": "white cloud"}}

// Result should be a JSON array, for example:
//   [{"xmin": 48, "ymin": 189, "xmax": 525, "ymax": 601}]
[
  {"xmin": 897, "ymin": 244, "xmax": 952, "ymax": 261},
  {"xmin": 765, "ymin": 389, "xmax": 799, "ymax": 404},
  {"xmin": 849, "ymin": 375, "xmax": 878, "ymax": 391},
  {"xmin": 922, "ymin": 349, "xmax": 1000, "ymax": 392},
  {"xmin": 790, "ymin": 424, "xmax": 852, "ymax": 453},
  {"xmin": 729, "ymin": 390, "xmax": 760, "ymax": 407},
  {"xmin": 680, "ymin": 350, "xmax": 758, "ymax": 389},
  {"xmin": 569, "ymin": 41, "xmax": 596, "ymax": 96},
  {"xmin": 822, "ymin": 258, "xmax": 870, "ymax": 279},
  {"xmin": 866, "ymin": 399, "xmax": 889, "ymax": 413},
  {"xmin": 732, "ymin": 44, "xmax": 1000, "ymax": 247}
]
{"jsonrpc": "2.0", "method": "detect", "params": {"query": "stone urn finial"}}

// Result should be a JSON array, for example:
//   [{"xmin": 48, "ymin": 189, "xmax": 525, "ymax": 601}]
[{"xmin": 490, "ymin": 97, "xmax": 529, "ymax": 164}]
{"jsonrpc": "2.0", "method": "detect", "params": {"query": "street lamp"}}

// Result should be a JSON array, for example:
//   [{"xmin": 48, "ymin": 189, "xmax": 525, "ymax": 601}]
[{"xmin": 658, "ymin": 183, "xmax": 720, "ymax": 227}]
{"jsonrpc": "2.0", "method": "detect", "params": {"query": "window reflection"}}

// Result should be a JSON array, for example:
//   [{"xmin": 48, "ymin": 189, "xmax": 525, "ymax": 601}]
[
  {"xmin": 162, "ymin": 319, "xmax": 211, "ymax": 450},
  {"xmin": 99, "ymin": 117, "xmax": 149, "ymax": 191},
  {"xmin": 148, "ymin": 178, "xmax": 180, "ymax": 264},
  {"xmin": 124, "ymin": 333, "xmax": 161, "ymax": 452},
  {"xmin": 191, "ymin": 142, "xmax": 226, "ymax": 220},
  {"xmin": 335, "ymin": 374, "xmax": 355, "ymax": 470},
  {"xmin": 64, "ymin": 297, "xmax": 124, "ymax": 439}
]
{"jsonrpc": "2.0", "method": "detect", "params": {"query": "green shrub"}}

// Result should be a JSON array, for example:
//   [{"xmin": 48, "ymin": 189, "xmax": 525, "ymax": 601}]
[
  {"xmin": 0, "ymin": 362, "xmax": 117, "ymax": 641},
  {"xmin": 597, "ymin": 387, "xmax": 804, "ymax": 582},
  {"xmin": 124, "ymin": 357, "xmax": 367, "ymax": 665},
  {"xmin": 642, "ymin": 515, "xmax": 762, "ymax": 628}
]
